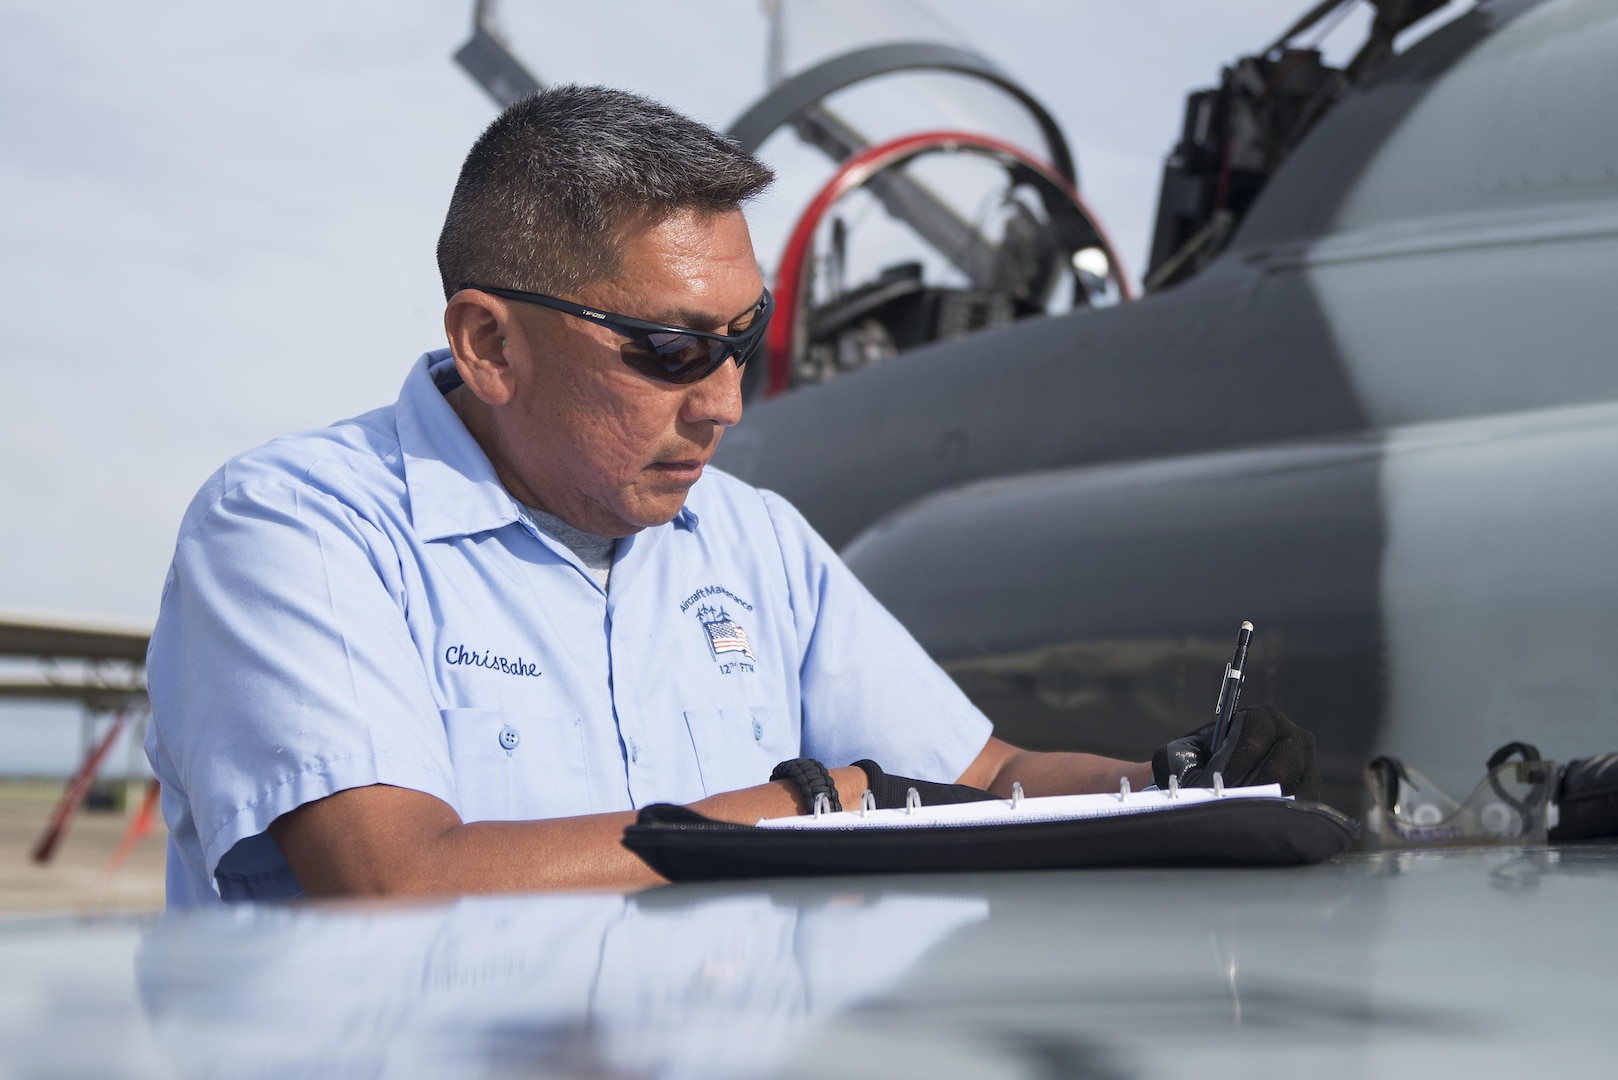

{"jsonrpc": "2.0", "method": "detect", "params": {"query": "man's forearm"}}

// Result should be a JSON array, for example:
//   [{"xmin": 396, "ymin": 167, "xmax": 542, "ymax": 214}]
[
  {"xmin": 957, "ymin": 736, "xmax": 1152, "ymax": 798},
  {"xmin": 275, "ymin": 748, "xmax": 1157, "ymax": 899},
  {"xmin": 984, "ymin": 749, "xmax": 1153, "ymax": 797},
  {"xmin": 271, "ymin": 771, "xmax": 871, "ymax": 898},
  {"xmin": 698, "ymin": 767, "xmax": 871, "ymax": 822},
  {"xmin": 427, "ymin": 812, "xmax": 660, "ymax": 892},
  {"xmin": 442, "ymin": 769, "xmax": 869, "ymax": 891}
]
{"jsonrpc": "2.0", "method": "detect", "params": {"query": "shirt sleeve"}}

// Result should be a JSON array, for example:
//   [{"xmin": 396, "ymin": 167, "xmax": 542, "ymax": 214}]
[
  {"xmin": 759, "ymin": 490, "xmax": 993, "ymax": 782},
  {"xmin": 146, "ymin": 474, "xmax": 457, "ymax": 889}
]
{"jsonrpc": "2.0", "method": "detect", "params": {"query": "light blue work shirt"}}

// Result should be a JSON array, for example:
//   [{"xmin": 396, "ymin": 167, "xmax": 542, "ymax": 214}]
[{"xmin": 146, "ymin": 350, "xmax": 993, "ymax": 905}]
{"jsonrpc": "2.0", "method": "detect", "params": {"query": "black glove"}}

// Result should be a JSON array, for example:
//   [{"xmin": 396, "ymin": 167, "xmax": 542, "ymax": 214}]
[
  {"xmin": 851, "ymin": 759, "xmax": 997, "ymax": 810},
  {"xmin": 1151, "ymin": 704, "xmax": 1320, "ymax": 801},
  {"xmin": 1549, "ymin": 753, "xmax": 1618, "ymax": 842}
]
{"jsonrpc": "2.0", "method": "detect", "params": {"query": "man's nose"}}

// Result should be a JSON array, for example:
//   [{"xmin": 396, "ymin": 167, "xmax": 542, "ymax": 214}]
[{"xmin": 680, "ymin": 356, "xmax": 745, "ymax": 428}]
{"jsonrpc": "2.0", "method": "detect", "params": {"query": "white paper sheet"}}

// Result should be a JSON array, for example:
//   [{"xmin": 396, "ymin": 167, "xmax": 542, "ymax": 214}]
[{"xmin": 755, "ymin": 784, "xmax": 1288, "ymax": 830}]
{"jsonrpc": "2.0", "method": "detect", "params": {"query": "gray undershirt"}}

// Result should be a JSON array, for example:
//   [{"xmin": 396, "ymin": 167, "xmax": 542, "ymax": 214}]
[{"xmin": 521, "ymin": 504, "xmax": 616, "ymax": 590}]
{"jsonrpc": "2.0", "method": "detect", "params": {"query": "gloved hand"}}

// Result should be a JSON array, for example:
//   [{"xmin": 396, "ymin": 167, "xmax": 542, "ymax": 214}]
[
  {"xmin": 851, "ymin": 759, "xmax": 997, "ymax": 810},
  {"xmin": 1151, "ymin": 704, "xmax": 1320, "ymax": 801}
]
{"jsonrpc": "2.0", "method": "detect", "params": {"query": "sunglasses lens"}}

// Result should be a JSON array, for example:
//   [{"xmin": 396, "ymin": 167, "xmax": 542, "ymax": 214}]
[
  {"xmin": 619, "ymin": 333, "xmax": 728, "ymax": 384},
  {"xmin": 615, "ymin": 295, "xmax": 771, "ymax": 384}
]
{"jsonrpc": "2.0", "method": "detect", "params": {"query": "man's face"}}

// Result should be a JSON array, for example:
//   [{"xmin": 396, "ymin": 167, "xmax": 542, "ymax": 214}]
[{"xmin": 490, "ymin": 209, "xmax": 763, "ymax": 537}]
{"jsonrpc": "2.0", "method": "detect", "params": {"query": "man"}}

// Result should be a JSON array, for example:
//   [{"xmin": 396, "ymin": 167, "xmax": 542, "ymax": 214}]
[{"xmin": 147, "ymin": 87, "xmax": 1316, "ymax": 905}]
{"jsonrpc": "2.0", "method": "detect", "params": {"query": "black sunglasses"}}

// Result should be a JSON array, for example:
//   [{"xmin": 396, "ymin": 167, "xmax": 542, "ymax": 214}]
[{"xmin": 467, "ymin": 284, "xmax": 773, "ymax": 385}]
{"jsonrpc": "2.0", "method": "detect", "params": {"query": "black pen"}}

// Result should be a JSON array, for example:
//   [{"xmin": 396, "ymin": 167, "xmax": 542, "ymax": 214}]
[{"xmin": 1209, "ymin": 621, "xmax": 1254, "ymax": 759}]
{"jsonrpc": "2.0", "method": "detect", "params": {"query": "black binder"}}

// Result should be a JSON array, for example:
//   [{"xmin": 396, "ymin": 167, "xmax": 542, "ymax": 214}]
[{"xmin": 622, "ymin": 798, "xmax": 1358, "ymax": 882}]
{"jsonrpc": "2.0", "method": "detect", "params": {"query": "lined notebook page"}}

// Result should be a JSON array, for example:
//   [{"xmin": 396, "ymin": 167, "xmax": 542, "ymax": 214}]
[{"xmin": 755, "ymin": 785, "xmax": 1287, "ymax": 830}]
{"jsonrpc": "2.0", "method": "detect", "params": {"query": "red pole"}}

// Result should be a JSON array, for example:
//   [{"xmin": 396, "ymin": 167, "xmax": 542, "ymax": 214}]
[
  {"xmin": 31, "ymin": 710, "xmax": 128, "ymax": 865},
  {"xmin": 101, "ymin": 778, "xmax": 162, "ymax": 878}
]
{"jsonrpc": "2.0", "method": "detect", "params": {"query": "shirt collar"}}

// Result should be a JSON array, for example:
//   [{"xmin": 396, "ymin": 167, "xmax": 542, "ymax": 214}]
[
  {"xmin": 395, "ymin": 349, "xmax": 700, "ymax": 542},
  {"xmin": 395, "ymin": 350, "xmax": 521, "ymax": 542}
]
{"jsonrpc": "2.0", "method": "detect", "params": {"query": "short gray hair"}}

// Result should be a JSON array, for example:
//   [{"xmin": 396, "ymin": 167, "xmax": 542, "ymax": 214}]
[{"xmin": 436, "ymin": 85, "xmax": 775, "ymax": 300}]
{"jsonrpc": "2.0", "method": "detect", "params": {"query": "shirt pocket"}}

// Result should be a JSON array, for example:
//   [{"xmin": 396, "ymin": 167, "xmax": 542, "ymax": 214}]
[
  {"xmin": 682, "ymin": 707, "xmax": 780, "ymax": 797},
  {"xmin": 441, "ymin": 708, "xmax": 592, "ymax": 822}
]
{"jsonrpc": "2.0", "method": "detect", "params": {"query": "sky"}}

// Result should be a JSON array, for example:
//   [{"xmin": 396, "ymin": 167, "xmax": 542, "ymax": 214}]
[{"xmin": 0, "ymin": 0, "xmax": 1434, "ymax": 774}]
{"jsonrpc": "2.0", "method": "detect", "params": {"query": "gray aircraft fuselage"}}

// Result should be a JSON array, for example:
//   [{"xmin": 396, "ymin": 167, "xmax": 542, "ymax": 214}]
[{"xmin": 714, "ymin": 0, "xmax": 1618, "ymax": 810}]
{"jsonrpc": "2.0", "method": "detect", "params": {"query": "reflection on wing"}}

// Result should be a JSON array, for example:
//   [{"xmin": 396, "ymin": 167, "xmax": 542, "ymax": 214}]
[{"xmin": 137, "ymin": 890, "xmax": 989, "ymax": 1078}]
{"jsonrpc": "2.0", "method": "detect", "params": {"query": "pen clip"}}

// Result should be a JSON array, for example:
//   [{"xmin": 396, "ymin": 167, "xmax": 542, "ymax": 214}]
[{"xmin": 1216, "ymin": 663, "xmax": 1233, "ymax": 713}]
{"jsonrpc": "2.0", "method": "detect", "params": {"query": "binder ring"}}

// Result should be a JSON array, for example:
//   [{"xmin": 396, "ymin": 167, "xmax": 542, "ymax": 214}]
[
  {"xmin": 813, "ymin": 792, "xmax": 831, "ymax": 818},
  {"xmin": 1011, "ymin": 781, "xmax": 1024, "ymax": 810},
  {"xmin": 905, "ymin": 787, "xmax": 921, "ymax": 814},
  {"xmin": 860, "ymin": 789, "xmax": 875, "ymax": 816}
]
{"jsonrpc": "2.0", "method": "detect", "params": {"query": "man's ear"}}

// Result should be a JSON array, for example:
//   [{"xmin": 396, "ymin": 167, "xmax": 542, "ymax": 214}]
[{"xmin": 444, "ymin": 290, "xmax": 518, "ymax": 406}]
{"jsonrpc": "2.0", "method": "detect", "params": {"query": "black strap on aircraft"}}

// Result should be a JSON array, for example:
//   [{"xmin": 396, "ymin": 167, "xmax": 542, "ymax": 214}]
[{"xmin": 725, "ymin": 41, "xmax": 1078, "ymax": 186}]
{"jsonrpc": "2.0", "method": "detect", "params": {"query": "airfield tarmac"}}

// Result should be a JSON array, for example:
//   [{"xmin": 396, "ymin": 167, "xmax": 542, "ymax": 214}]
[{"xmin": 0, "ymin": 781, "xmax": 166, "ymax": 915}]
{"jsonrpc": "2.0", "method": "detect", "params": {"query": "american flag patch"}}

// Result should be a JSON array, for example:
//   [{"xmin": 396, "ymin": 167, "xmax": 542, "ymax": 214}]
[{"xmin": 699, "ymin": 607, "xmax": 756, "ymax": 661}]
